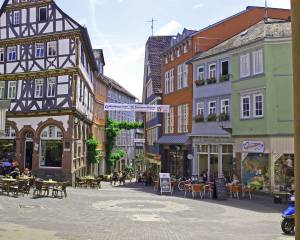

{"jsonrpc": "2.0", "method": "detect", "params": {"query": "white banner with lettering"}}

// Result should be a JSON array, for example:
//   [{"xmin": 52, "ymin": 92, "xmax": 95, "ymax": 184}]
[
  {"xmin": 242, "ymin": 141, "xmax": 265, "ymax": 153},
  {"xmin": 104, "ymin": 103, "xmax": 170, "ymax": 113}
]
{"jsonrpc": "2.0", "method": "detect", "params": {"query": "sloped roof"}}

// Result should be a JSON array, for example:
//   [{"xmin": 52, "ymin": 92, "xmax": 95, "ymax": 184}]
[
  {"xmin": 192, "ymin": 20, "xmax": 291, "ymax": 61},
  {"xmin": 104, "ymin": 75, "xmax": 137, "ymax": 100},
  {"xmin": 146, "ymin": 36, "xmax": 172, "ymax": 93}
]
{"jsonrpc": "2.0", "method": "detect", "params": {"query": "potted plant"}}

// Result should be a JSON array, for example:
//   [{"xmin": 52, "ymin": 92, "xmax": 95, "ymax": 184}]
[
  {"xmin": 219, "ymin": 112, "xmax": 230, "ymax": 121},
  {"xmin": 194, "ymin": 114, "xmax": 205, "ymax": 122},
  {"xmin": 207, "ymin": 113, "xmax": 217, "ymax": 122},
  {"xmin": 220, "ymin": 74, "xmax": 230, "ymax": 82},
  {"xmin": 194, "ymin": 79, "xmax": 205, "ymax": 87},
  {"xmin": 207, "ymin": 77, "xmax": 217, "ymax": 85}
]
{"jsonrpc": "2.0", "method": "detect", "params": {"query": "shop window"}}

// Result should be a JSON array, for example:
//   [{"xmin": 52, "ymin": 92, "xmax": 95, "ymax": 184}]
[
  {"xmin": 40, "ymin": 126, "xmax": 63, "ymax": 168},
  {"xmin": 0, "ymin": 126, "xmax": 16, "ymax": 162},
  {"xmin": 274, "ymin": 155, "xmax": 294, "ymax": 192}
]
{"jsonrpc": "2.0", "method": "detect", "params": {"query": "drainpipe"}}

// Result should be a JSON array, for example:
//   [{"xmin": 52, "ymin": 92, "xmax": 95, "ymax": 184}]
[{"xmin": 291, "ymin": 1, "xmax": 300, "ymax": 239}]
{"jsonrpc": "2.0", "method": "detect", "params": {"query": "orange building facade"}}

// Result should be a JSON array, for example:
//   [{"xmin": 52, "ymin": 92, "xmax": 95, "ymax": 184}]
[{"xmin": 159, "ymin": 6, "xmax": 291, "ymax": 177}]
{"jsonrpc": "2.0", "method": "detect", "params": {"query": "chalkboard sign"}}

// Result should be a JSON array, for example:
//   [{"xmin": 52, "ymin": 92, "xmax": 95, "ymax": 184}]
[
  {"xmin": 214, "ymin": 178, "xmax": 227, "ymax": 200},
  {"xmin": 159, "ymin": 173, "xmax": 172, "ymax": 195}
]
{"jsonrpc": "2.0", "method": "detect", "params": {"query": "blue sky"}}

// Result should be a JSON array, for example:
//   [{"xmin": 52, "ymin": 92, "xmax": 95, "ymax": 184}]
[{"xmin": 1, "ymin": 0, "xmax": 290, "ymax": 99}]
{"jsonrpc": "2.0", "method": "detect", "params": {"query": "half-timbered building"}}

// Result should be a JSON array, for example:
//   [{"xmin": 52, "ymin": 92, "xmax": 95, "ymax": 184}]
[{"xmin": 0, "ymin": 0, "xmax": 98, "ymax": 182}]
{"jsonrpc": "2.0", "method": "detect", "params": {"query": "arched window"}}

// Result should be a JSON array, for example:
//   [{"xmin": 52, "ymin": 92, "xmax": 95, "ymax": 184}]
[{"xmin": 40, "ymin": 125, "xmax": 63, "ymax": 168}]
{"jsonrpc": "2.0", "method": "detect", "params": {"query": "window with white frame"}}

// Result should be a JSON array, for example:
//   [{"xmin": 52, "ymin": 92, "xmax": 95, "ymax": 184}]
[
  {"xmin": 0, "ymin": 48, "xmax": 4, "ymax": 62},
  {"xmin": 240, "ymin": 53, "xmax": 250, "ymax": 78},
  {"xmin": 164, "ymin": 71, "xmax": 169, "ymax": 94},
  {"xmin": 221, "ymin": 99, "xmax": 230, "ymax": 114},
  {"xmin": 221, "ymin": 60, "xmax": 229, "ymax": 76},
  {"xmin": 47, "ymin": 77, "xmax": 56, "ymax": 97},
  {"xmin": 176, "ymin": 48, "xmax": 180, "ymax": 57},
  {"xmin": 253, "ymin": 49, "xmax": 264, "ymax": 75},
  {"xmin": 241, "ymin": 96, "xmax": 251, "ymax": 119},
  {"xmin": 47, "ymin": 41, "xmax": 57, "ymax": 57},
  {"xmin": 169, "ymin": 69, "xmax": 174, "ymax": 93},
  {"xmin": 183, "ymin": 104, "xmax": 189, "ymax": 133},
  {"xmin": 170, "ymin": 107, "xmax": 174, "ymax": 134},
  {"xmin": 8, "ymin": 81, "xmax": 16, "ymax": 99},
  {"xmin": 165, "ymin": 56, "xmax": 168, "ymax": 64},
  {"xmin": 178, "ymin": 105, "xmax": 182, "ymax": 133},
  {"xmin": 7, "ymin": 47, "xmax": 17, "ymax": 62},
  {"xmin": 0, "ymin": 82, "xmax": 4, "ymax": 99},
  {"xmin": 177, "ymin": 64, "xmax": 183, "ymax": 89},
  {"xmin": 196, "ymin": 102, "xmax": 204, "ymax": 116},
  {"xmin": 170, "ymin": 52, "xmax": 174, "ymax": 61},
  {"xmin": 183, "ymin": 63, "xmax": 188, "ymax": 88},
  {"xmin": 38, "ymin": 6, "xmax": 47, "ymax": 22},
  {"xmin": 13, "ymin": 11, "xmax": 20, "ymax": 25},
  {"xmin": 254, "ymin": 94, "xmax": 264, "ymax": 117},
  {"xmin": 208, "ymin": 101, "xmax": 216, "ymax": 115},
  {"xmin": 35, "ymin": 79, "xmax": 44, "ymax": 98},
  {"xmin": 183, "ymin": 44, "xmax": 188, "ymax": 53},
  {"xmin": 209, "ymin": 64, "xmax": 216, "ymax": 79},
  {"xmin": 35, "ymin": 43, "xmax": 45, "ymax": 58},
  {"xmin": 197, "ymin": 66, "xmax": 204, "ymax": 80},
  {"xmin": 164, "ymin": 112, "xmax": 169, "ymax": 134}
]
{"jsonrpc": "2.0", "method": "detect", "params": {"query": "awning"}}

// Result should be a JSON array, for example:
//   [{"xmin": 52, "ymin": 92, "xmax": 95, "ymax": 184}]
[{"xmin": 157, "ymin": 135, "xmax": 191, "ymax": 145}]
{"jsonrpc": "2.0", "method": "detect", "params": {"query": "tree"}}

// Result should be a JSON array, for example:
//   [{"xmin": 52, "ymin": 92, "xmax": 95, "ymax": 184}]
[{"xmin": 87, "ymin": 138, "xmax": 101, "ymax": 164}]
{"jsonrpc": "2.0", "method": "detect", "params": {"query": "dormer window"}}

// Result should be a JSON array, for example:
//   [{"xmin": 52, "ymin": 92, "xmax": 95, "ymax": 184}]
[
  {"xmin": 38, "ymin": 7, "xmax": 47, "ymax": 22},
  {"xmin": 176, "ymin": 48, "xmax": 181, "ymax": 58}
]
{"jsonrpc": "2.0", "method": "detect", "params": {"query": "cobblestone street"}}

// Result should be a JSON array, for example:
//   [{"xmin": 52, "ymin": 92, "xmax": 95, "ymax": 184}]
[{"xmin": 0, "ymin": 182, "xmax": 295, "ymax": 240}]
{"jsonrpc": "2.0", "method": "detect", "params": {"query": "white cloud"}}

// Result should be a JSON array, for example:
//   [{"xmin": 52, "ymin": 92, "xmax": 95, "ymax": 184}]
[
  {"xmin": 194, "ymin": 3, "xmax": 204, "ymax": 9},
  {"xmin": 155, "ymin": 20, "xmax": 183, "ymax": 36}
]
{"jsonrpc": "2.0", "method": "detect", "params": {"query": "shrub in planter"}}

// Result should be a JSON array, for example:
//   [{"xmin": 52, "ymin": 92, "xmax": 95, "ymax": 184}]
[
  {"xmin": 194, "ymin": 114, "xmax": 205, "ymax": 122},
  {"xmin": 194, "ymin": 79, "xmax": 205, "ymax": 86},
  {"xmin": 207, "ymin": 113, "xmax": 217, "ymax": 122},
  {"xmin": 220, "ymin": 74, "xmax": 230, "ymax": 82},
  {"xmin": 207, "ymin": 77, "xmax": 217, "ymax": 84},
  {"xmin": 219, "ymin": 112, "xmax": 230, "ymax": 121}
]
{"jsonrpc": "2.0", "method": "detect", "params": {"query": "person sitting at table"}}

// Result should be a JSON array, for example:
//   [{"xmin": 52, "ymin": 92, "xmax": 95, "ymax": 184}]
[
  {"xmin": 230, "ymin": 174, "xmax": 240, "ymax": 185},
  {"xmin": 10, "ymin": 168, "xmax": 20, "ymax": 179},
  {"xmin": 23, "ymin": 168, "xmax": 32, "ymax": 177}
]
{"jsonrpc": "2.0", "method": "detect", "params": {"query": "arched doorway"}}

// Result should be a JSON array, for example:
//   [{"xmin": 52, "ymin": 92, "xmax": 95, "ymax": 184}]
[{"xmin": 24, "ymin": 131, "xmax": 34, "ymax": 169}]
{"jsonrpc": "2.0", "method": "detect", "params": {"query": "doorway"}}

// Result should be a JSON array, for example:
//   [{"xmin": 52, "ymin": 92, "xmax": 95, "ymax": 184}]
[{"xmin": 25, "ymin": 141, "xmax": 33, "ymax": 169}]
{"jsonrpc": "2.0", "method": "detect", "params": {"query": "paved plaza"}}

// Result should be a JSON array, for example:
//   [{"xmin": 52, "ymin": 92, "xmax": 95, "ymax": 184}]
[{"xmin": 0, "ymin": 182, "xmax": 295, "ymax": 240}]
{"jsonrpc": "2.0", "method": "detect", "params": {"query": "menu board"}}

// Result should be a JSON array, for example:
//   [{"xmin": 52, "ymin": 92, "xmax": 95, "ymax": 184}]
[
  {"xmin": 159, "ymin": 173, "xmax": 172, "ymax": 195},
  {"xmin": 215, "ymin": 178, "xmax": 227, "ymax": 200}
]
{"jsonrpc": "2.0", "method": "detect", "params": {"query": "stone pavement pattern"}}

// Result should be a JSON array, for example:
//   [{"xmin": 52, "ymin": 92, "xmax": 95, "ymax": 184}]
[{"xmin": 0, "ymin": 183, "xmax": 295, "ymax": 240}]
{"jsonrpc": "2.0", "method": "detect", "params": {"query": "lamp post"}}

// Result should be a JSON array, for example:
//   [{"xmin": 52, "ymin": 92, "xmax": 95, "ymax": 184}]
[{"xmin": 291, "ymin": 0, "xmax": 300, "ymax": 238}]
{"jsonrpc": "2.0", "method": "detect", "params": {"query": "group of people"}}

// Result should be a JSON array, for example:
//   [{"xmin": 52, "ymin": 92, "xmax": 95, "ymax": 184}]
[
  {"xmin": 0, "ymin": 159, "xmax": 33, "ymax": 179},
  {"xmin": 111, "ymin": 171, "xmax": 128, "ymax": 186}
]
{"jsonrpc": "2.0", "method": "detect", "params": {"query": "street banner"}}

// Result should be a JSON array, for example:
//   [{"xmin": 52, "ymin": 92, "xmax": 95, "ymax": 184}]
[
  {"xmin": 159, "ymin": 173, "xmax": 172, "ymax": 195},
  {"xmin": 104, "ymin": 103, "xmax": 170, "ymax": 113}
]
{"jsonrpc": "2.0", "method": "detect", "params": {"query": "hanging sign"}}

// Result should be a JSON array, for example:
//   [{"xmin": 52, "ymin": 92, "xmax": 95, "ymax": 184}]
[
  {"xmin": 159, "ymin": 173, "xmax": 172, "ymax": 195},
  {"xmin": 242, "ymin": 141, "xmax": 265, "ymax": 153},
  {"xmin": 104, "ymin": 103, "xmax": 170, "ymax": 113}
]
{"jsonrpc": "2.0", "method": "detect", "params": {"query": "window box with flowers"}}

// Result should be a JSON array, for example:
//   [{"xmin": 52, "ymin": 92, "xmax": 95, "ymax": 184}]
[
  {"xmin": 207, "ymin": 77, "xmax": 217, "ymax": 85},
  {"xmin": 207, "ymin": 113, "xmax": 217, "ymax": 122},
  {"xmin": 194, "ymin": 114, "xmax": 205, "ymax": 122},
  {"xmin": 220, "ymin": 74, "xmax": 230, "ymax": 82},
  {"xmin": 219, "ymin": 112, "xmax": 230, "ymax": 121},
  {"xmin": 194, "ymin": 79, "xmax": 205, "ymax": 87}
]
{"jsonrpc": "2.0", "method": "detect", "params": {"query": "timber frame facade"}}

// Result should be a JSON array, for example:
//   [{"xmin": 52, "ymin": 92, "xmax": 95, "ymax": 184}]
[{"xmin": 0, "ymin": 0, "xmax": 99, "ymax": 182}]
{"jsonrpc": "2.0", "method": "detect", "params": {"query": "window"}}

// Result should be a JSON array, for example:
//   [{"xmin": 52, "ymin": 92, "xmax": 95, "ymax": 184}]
[
  {"xmin": 0, "ymin": 48, "xmax": 4, "ymax": 62},
  {"xmin": 177, "ymin": 104, "xmax": 189, "ymax": 133},
  {"xmin": 176, "ymin": 48, "xmax": 180, "ymax": 57},
  {"xmin": 221, "ymin": 61, "xmax": 229, "ymax": 76},
  {"xmin": 8, "ymin": 81, "xmax": 16, "ymax": 99},
  {"xmin": 241, "ymin": 96, "xmax": 251, "ymax": 119},
  {"xmin": 209, "ymin": 64, "xmax": 216, "ymax": 79},
  {"xmin": 79, "ymin": 80, "xmax": 83, "ymax": 102},
  {"xmin": 47, "ymin": 42, "xmax": 57, "ymax": 57},
  {"xmin": 253, "ymin": 49, "xmax": 264, "ymax": 75},
  {"xmin": 169, "ymin": 69, "xmax": 174, "ymax": 93},
  {"xmin": 221, "ymin": 99, "xmax": 230, "ymax": 114},
  {"xmin": 38, "ymin": 7, "xmax": 47, "ymax": 22},
  {"xmin": 7, "ymin": 47, "xmax": 17, "ymax": 62},
  {"xmin": 240, "ymin": 53, "xmax": 250, "ymax": 78},
  {"xmin": 254, "ymin": 94, "xmax": 264, "ymax": 117},
  {"xmin": 170, "ymin": 107, "xmax": 174, "ymax": 134},
  {"xmin": 47, "ymin": 77, "xmax": 56, "ymax": 97},
  {"xmin": 0, "ymin": 82, "xmax": 4, "ymax": 99},
  {"xmin": 35, "ymin": 79, "xmax": 44, "ymax": 98},
  {"xmin": 182, "ymin": 63, "xmax": 188, "ymax": 88},
  {"xmin": 196, "ymin": 102, "xmax": 204, "ymax": 116},
  {"xmin": 197, "ymin": 66, "xmax": 204, "ymax": 80},
  {"xmin": 183, "ymin": 44, "xmax": 188, "ymax": 53},
  {"xmin": 178, "ymin": 105, "xmax": 182, "ymax": 133},
  {"xmin": 12, "ymin": 11, "xmax": 20, "ymax": 25},
  {"xmin": 177, "ymin": 64, "xmax": 183, "ymax": 89},
  {"xmin": 208, "ymin": 101, "xmax": 216, "ymax": 115},
  {"xmin": 40, "ymin": 126, "xmax": 63, "ymax": 168},
  {"xmin": 146, "ymin": 82, "xmax": 153, "ymax": 98},
  {"xmin": 35, "ymin": 43, "xmax": 45, "ymax": 58},
  {"xmin": 164, "ymin": 71, "xmax": 169, "ymax": 94},
  {"xmin": 164, "ymin": 112, "xmax": 169, "ymax": 134},
  {"xmin": 165, "ymin": 56, "xmax": 168, "ymax": 64},
  {"xmin": 170, "ymin": 52, "xmax": 174, "ymax": 61}
]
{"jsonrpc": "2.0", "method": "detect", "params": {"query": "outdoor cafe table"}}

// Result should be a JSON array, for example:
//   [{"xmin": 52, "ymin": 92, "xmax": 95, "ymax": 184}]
[
  {"xmin": 80, "ymin": 176, "xmax": 95, "ymax": 187},
  {"xmin": 2, "ymin": 178, "xmax": 17, "ymax": 194},
  {"xmin": 42, "ymin": 180, "xmax": 58, "ymax": 196}
]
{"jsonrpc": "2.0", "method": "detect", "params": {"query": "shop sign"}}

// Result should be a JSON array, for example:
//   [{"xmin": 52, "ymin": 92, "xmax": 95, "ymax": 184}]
[
  {"xmin": 104, "ymin": 103, "xmax": 170, "ymax": 113},
  {"xmin": 159, "ymin": 173, "xmax": 172, "ymax": 195},
  {"xmin": 242, "ymin": 141, "xmax": 265, "ymax": 153},
  {"xmin": 134, "ymin": 139, "xmax": 145, "ymax": 143}
]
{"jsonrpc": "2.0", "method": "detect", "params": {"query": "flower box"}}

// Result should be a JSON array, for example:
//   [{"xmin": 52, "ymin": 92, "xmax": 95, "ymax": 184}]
[
  {"xmin": 219, "ymin": 113, "xmax": 230, "ymax": 121},
  {"xmin": 207, "ymin": 114, "xmax": 217, "ymax": 122},
  {"xmin": 207, "ymin": 77, "xmax": 217, "ymax": 85},
  {"xmin": 220, "ymin": 74, "xmax": 230, "ymax": 82},
  {"xmin": 194, "ymin": 114, "xmax": 204, "ymax": 122},
  {"xmin": 194, "ymin": 79, "xmax": 205, "ymax": 87}
]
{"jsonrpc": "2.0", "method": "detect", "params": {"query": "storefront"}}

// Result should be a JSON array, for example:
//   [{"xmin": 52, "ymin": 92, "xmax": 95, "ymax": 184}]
[
  {"xmin": 235, "ymin": 136, "xmax": 294, "ymax": 192},
  {"xmin": 192, "ymin": 136, "xmax": 235, "ymax": 182},
  {"xmin": 0, "ymin": 126, "xmax": 16, "ymax": 162}
]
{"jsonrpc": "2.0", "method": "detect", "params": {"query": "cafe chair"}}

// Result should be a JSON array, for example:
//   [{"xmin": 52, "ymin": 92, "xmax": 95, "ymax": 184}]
[
  {"xmin": 242, "ymin": 185, "xmax": 253, "ymax": 200},
  {"xmin": 231, "ymin": 185, "xmax": 243, "ymax": 199},
  {"xmin": 192, "ymin": 184, "xmax": 204, "ymax": 199},
  {"xmin": 9, "ymin": 181, "xmax": 27, "ymax": 197},
  {"xmin": 184, "ymin": 184, "xmax": 192, "ymax": 198},
  {"xmin": 33, "ymin": 181, "xmax": 45, "ymax": 198},
  {"xmin": 52, "ymin": 182, "xmax": 68, "ymax": 199}
]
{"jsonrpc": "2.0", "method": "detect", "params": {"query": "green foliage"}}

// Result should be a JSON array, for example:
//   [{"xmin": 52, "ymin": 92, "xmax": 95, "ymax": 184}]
[
  {"xmin": 109, "ymin": 149, "xmax": 126, "ymax": 164},
  {"xmin": 105, "ymin": 118, "xmax": 143, "ymax": 167},
  {"xmin": 87, "ymin": 138, "xmax": 101, "ymax": 164}
]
